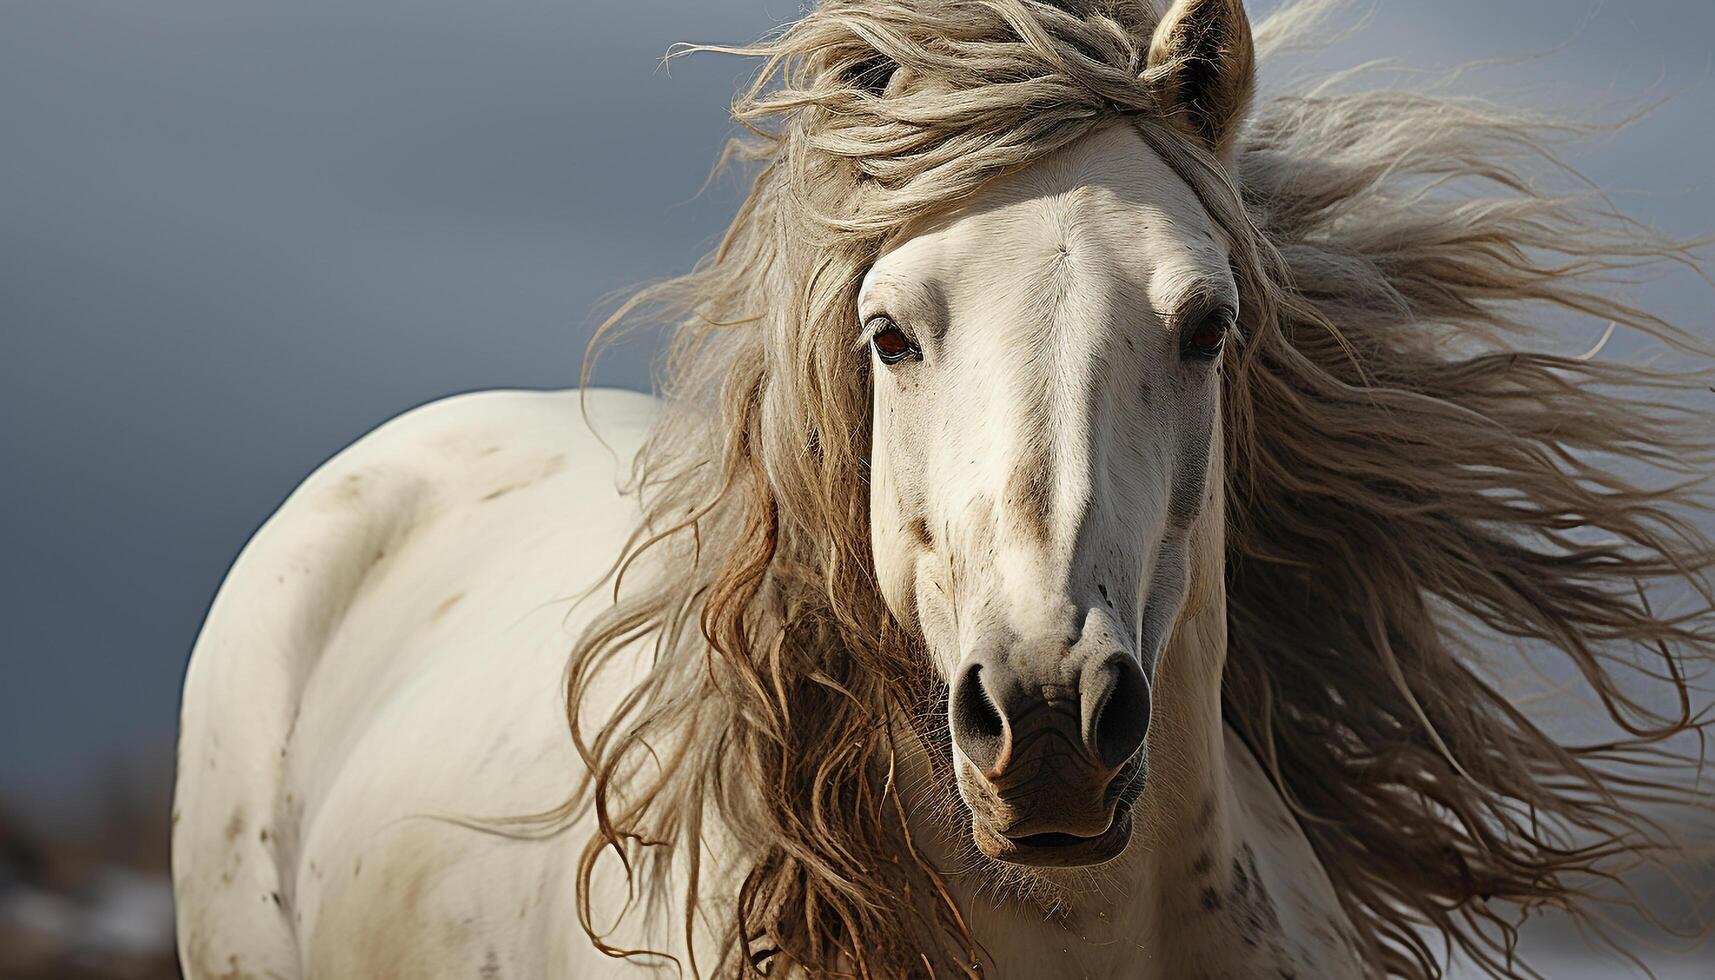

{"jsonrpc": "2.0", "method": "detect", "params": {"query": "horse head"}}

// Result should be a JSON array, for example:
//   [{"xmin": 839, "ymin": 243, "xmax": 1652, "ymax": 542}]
[{"xmin": 862, "ymin": 0, "xmax": 1254, "ymax": 868}]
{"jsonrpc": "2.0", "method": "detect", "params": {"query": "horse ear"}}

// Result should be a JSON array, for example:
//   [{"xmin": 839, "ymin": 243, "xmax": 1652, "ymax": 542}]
[{"xmin": 1145, "ymin": 0, "xmax": 1255, "ymax": 159}]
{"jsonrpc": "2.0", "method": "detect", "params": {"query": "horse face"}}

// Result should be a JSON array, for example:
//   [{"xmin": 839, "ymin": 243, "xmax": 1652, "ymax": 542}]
[{"xmin": 861, "ymin": 122, "xmax": 1233, "ymax": 868}]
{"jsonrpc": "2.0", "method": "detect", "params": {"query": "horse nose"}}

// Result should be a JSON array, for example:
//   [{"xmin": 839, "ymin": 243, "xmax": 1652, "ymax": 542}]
[
  {"xmin": 1082, "ymin": 653, "xmax": 1151, "ymax": 770},
  {"xmin": 949, "ymin": 650, "xmax": 1150, "ymax": 776}
]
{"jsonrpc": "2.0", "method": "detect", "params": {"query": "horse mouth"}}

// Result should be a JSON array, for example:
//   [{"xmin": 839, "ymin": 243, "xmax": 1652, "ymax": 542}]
[
  {"xmin": 957, "ymin": 749, "xmax": 1145, "ymax": 868},
  {"xmin": 970, "ymin": 806, "xmax": 1134, "ymax": 868}
]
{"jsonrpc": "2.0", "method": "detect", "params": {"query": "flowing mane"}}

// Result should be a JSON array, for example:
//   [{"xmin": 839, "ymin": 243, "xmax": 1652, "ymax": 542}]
[{"xmin": 558, "ymin": 1, "xmax": 1715, "ymax": 976}]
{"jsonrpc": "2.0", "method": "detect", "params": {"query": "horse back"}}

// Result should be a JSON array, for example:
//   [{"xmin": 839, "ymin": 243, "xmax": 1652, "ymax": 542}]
[{"xmin": 171, "ymin": 388, "xmax": 659, "ymax": 979}]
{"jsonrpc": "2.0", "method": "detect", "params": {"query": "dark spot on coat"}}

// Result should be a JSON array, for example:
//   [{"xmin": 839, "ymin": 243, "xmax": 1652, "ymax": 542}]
[
  {"xmin": 223, "ymin": 808, "xmax": 245, "ymax": 843},
  {"xmin": 910, "ymin": 516, "xmax": 934, "ymax": 549},
  {"xmin": 432, "ymin": 592, "xmax": 465, "ymax": 621},
  {"xmin": 335, "ymin": 473, "xmax": 365, "ymax": 502},
  {"xmin": 1242, "ymin": 881, "xmax": 1282, "ymax": 938},
  {"xmin": 1200, "ymin": 887, "xmax": 1221, "ymax": 912},
  {"xmin": 479, "ymin": 948, "xmax": 502, "ymax": 979},
  {"xmin": 1004, "ymin": 459, "xmax": 1054, "ymax": 543},
  {"xmin": 1191, "ymin": 850, "xmax": 1212, "ymax": 876}
]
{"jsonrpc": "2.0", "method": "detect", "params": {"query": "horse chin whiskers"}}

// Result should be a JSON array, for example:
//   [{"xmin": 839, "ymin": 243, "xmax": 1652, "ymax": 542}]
[
  {"xmin": 894, "ymin": 738, "xmax": 1133, "ymax": 912},
  {"xmin": 955, "ymin": 822, "xmax": 1135, "ymax": 922}
]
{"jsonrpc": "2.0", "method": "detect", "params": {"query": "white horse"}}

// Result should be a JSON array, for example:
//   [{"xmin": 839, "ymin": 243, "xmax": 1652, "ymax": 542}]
[{"xmin": 173, "ymin": 2, "xmax": 1713, "ymax": 977}]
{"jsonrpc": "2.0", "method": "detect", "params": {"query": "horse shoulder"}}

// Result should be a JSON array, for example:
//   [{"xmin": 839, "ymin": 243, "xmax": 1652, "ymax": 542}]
[{"xmin": 172, "ymin": 387, "xmax": 659, "ymax": 979}]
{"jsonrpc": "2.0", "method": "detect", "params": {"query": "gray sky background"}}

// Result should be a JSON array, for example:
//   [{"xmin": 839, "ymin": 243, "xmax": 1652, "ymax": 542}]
[{"xmin": 1, "ymin": 0, "xmax": 1711, "ymax": 821}]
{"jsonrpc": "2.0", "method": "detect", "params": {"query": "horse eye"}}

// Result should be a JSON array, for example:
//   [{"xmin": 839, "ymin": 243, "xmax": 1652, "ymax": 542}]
[
  {"xmin": 1181, "ymin": 308, "xmax": 1233, "ymax": 360},
  {"xmin": 869, "ymin": 318, "xmax": 919, "ymax": 365}
]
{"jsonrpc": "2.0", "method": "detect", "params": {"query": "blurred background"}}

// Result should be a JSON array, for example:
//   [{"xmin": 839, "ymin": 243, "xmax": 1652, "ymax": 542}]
[{"xmin": 1, "ymin": 1, "xmax": 1710, "ymax": 976}]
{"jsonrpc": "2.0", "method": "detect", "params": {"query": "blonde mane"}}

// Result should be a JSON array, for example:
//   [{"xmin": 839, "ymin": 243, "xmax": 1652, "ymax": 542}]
[{"xmin": 559, "ymin": 2, "xmax": 1715, "ymax": 976}]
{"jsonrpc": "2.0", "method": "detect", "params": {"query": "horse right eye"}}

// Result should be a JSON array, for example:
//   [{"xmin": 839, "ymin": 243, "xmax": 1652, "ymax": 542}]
[{"xmin": 869, "ymin": 318, "xmax": 920, "ymax": 365}]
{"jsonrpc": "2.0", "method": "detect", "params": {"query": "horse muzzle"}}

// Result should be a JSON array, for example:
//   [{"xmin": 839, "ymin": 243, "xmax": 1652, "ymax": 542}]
[{"xmin": 949, "ymin": 650, "xmax": 1150, "ymax": 867}]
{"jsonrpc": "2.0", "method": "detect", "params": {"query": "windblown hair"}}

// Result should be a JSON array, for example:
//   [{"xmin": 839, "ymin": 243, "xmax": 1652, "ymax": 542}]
[{"xmin": 559, "ymin": 1, "xmax": 1715, "ymax": 976}]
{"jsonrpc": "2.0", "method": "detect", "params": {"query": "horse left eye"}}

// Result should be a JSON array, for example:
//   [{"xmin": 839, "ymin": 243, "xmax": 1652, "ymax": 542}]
[{"xmin": 1182, "ymin": 308, "xmax": 1233, "ymax": 360}]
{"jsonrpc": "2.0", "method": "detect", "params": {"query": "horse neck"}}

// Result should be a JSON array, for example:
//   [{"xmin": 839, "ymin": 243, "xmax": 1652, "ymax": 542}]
[
  {"xmin": 1092, "ymin": 516, "xmax": 1239, "ymax": 941},
  {"xmin": 1134, "ymin": 501, "xmax": 1232, "ymax": 847}
]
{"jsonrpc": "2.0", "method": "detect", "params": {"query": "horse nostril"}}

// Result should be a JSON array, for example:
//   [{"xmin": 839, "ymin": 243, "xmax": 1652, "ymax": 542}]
[
  {"xmin": 950, "ymin": 662, "xmax": 1007, "ymax": 772},
  {"xmin": 1088, "ymin": 656, "xmax": 1151, "ymax": 770}
]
